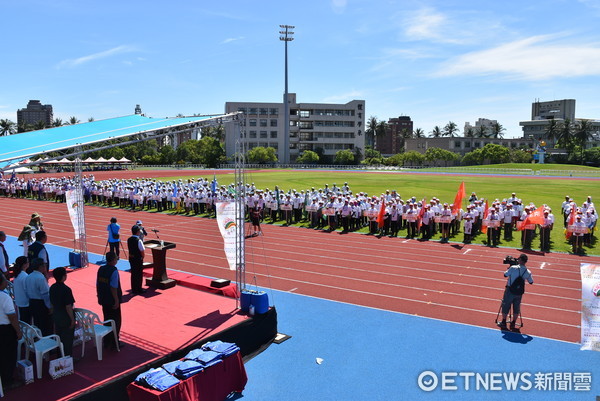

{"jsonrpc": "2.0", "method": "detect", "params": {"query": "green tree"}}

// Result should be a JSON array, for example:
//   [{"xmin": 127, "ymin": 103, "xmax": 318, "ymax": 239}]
[
  {"xmin": 88, "ymin": 117, "xmax": 95, "ymax": 122},
  {"xmin": 413, "ymin": 128, "xmax": 425, "ymax": 138},
  {"xmin": 442, "ymin": 121, "xmax": 459, "ymax": 137},
  {"xmin": 461, "ymin": 148, "xmax": 483, "ymax": 165},
  {"xmin": 366, "ymin": 116, "xmax": 378, "ymax": 148},
  {"xmin": 511, "ymin": 149, "xmax": 533, "ymax": 163},
  {"xmin": 385, "ymin": 153, "xmax": 404, "ymax": 166},
  {"xmin": 364, "ymin": 146, "xmax": 381, "ymax": 159},
  {"xmin": 159, "ymin": 145, "xmax": 176, "ymax": 164},
  {"xmin": 334, "ymin": 149, "xmax": 355, "ymax": 165},
  {"xmin": 176, "ymin": 140, "xmax": 200, "ymax": 164},
  {"xmin": 474, "ymin": 125, "xmax": 487, "ymax": 138},
  {"xmin": 402, "ymin": 150, "xmax": 425, "ymax": 166},
  {"xmin": 430, "ymin": 126, "xmax": 442, "ymax": 138},
  {"xmin": 197, "ymin": 136, "xmax": 227, "ymax": 167},
  {"xmin": 424, "ymin": 147, "xmax": 460, "ymax": 167},
  {"xmin": 0, "ymin": 119, "xmax": 16, "ymax": 136},
  {"xmin": 490, "ymin": 122, "xmax": 505, "ymax": 139},
  {"xmin": 573, "ymin": 119, "xmax": 594, "ymax": 164},
  {"xmin": 464, "ymin": 127, "xmax": 474, "ymax": 138},
  {"xmin": 53, "ymin": 118, "xmax": 63, "ymax": 127},
  {"xmin": 543, "ymin": 116, "xmax": 559, "ymax": 144},
  {"xmin": 480, "ymin": 143, "xmax": 511, "ymax": 164},
  {"xmin": 583, "ymin": 147, "xmax": 600, "ymax": 166},
  {"xmin": 33, "ymin": 120, "xmax": 46, "ymax": 130},
  {"xmin": 202, "ymin": 125, "xmax": 225, "ymax": 142},
  {"xmin": 68, "ymin": 116, "xmax": 80, "ymax": 125},
  {"xmin": 556, "ymin": 119, "xmax": 573, "ymax": 150},
  {"xmin": 376, "ymin": 120, "xmax": 388, "ymax": 149},
  {"xmin": 247, "ymin": 146, "xmax": 277, "ymax": 164},
  {"xmin": 296, "ymin": 150, "xmax": 319, "ymax": 164}
]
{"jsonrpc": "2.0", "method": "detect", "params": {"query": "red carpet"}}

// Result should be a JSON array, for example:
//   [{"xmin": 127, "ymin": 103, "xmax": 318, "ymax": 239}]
[{"xmin": 7, "ymin": 266, "xmax": 246, "ymax": 401}]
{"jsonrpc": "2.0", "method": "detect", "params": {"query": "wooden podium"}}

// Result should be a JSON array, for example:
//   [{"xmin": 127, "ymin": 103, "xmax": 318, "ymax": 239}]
[{"xmin": 143, "ymin": 239, "xmax": 177, "ymax": 289}]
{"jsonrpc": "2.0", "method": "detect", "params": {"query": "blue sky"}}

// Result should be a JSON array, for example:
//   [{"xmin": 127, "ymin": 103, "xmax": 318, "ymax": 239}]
[{"xmin": 2, "ymin": 0, "xmax": 600, "ymax": 138}]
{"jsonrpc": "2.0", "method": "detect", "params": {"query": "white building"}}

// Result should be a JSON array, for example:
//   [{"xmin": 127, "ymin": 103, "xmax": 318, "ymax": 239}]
[
  {"xmin": 224, "ymin": 93, "xmax": 365, "ymax": 163},
  {"xmin": 463, "ymin": 118, "xmax": 498, "ymax": 137}
]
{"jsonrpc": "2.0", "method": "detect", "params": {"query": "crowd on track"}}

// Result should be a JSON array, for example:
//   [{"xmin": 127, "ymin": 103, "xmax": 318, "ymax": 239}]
[{"xmin": 0, "ymin": 174, "xmax": 597, "ymax": 254}]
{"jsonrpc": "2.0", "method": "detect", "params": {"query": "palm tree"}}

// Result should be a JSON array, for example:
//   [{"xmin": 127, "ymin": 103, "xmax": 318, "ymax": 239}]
[
  {"xmin": 0, "ymin": 119, "xmax": 16, "ymax": 136},
  {"xmin": 366, "ymin": 116, "xmax": 378, "ymax": 148},
  {"xmin": 543, "ymin": 116, "xmax": 559, "ymax": 145},
  {"xmin": 490, "ymin": 122, "xmax": 505, "ymax": 139},
  {"xmin": 474, "ymin": 125, "xmax": 487, "ymax": 138},
  {"xmin": 68, "ymin": 116, "xmax": 80, "ymax": 125},
  {"xmin": 33, "ymin": 120, "xmax": 47, "ymax": 130},
  {"xmin": 53, "ymin": 118, "xmax": 63, "ymax": 127},
  {"xmin": 464, "ymin": 127, "xmax": 474, "ymax": 138},
  {"xmin": 442, "ymin": 121, "xmax": 459, "ymax": 137},
  {"xmin": 413, "ymin": 128, "xmax": 425, "ymax": 138},
  {"xmin": 376, "ymin": 120, "xmax": 388, "ymax": 148},
  {"xmin": 556, "ymin": 119, "xmax": 573, "ymax": 150},
  {"xmin": 574, "ymin": 119, "xmax": 594, "ymax": 163},
  {"xmin": 430, "ymin": 126, "xmax": 442, "ymax": 138},
  {"xmin": 88, "ymin": 117, "xmax": 95, "ymax": 122}
]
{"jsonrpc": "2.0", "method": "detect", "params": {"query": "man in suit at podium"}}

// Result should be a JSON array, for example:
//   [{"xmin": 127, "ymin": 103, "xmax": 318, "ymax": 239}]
[{"xmin": 127, "ymin": 225, "xmax": 146, "ymax": 294}]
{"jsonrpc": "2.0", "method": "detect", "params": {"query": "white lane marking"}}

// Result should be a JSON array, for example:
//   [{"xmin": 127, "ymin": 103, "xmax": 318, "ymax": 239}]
[
  {"xmin": 463, "ymin": 249, "xmax": 471, "ymax": 255},
  {"xmin": 540, "ymin": 262, "xmax": 546, "ymax": 269},
  {"xmin": 289, "ymin": 288, "xmax": 298, "ymax": 292}
]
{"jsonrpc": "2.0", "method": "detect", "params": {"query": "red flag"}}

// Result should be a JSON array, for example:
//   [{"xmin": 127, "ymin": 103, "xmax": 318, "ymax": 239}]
[
  {"xmin": 565, "ymin": 203, "xmax": 577, "ymax": 239},
  {"xmin": 417, "ymin": 198, "xmax": 427, "ymax": 230},
  {"xmin": 481, "ymin": 200, "xmax": 489, "ymax": 234},
  {"xmin": 451, "ymin": 182, "xmax": 466, "ymax": 216},
  {"xmin": 376, "ymin": 198, "xmax": 386, "ymax": 228},
  {"xmin": 524, "ymin": 205, "xmax": 545, "ymax": 226}
]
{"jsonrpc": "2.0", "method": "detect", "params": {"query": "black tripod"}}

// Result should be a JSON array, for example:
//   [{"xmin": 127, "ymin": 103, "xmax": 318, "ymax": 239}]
[
  {"xmin": 102, "ymin": 240, "xmax": 128, "ymax": 261},
  {"xmin": 495, "ymin": 293, "xmax": 524, "ymax": 331}
]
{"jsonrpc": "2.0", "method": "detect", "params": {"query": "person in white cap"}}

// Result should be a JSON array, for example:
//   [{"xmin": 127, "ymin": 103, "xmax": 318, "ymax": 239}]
[{"xmin": 135, "ymin": 220, "xmax": 147, "ymax": 241}]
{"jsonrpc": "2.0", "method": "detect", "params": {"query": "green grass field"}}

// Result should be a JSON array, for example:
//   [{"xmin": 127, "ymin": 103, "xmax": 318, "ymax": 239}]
[{"xmin": 156, "ymin": 167, "xmax": 599, "ymax": 255}]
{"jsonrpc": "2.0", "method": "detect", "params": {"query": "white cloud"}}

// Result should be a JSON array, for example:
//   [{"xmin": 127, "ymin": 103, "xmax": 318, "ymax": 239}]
[
  {"xmin": 401, "ymin": 7, "xmax": 508, "ymax": 46},
  {"xmin": 331, "ymin": 0, "xmax": 347, "ymax": 14},
  {"xmin": 57, "ymin": 45, "xmax": 138, "ymax": 69},
  {"xmin": 321, "ymin": 90, "xmax": 364, "ymax": 103},
  {"xmin": 434, "ymin": 34, "xmax": 600, "ymax": 80},
  {"xmin": 221, "ymin": 36, "xmax": 245, "ymax": 44}
]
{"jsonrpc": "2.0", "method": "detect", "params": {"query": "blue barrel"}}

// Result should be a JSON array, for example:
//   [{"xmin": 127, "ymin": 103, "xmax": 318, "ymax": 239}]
[
  {"xmin": 251, "ymin": 291, "xmax": 269, "ymax": 314},
  {"xmin": 240, "ymin": 290, "xmax": 252, "ymax": 313},
  {"xmin": 69, "ymin": 252, "xmax": 82, "ymax": 268}
]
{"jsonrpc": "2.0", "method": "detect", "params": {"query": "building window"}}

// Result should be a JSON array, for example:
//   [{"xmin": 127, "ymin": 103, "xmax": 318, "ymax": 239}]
[
  {"xmin": 237, "ymin": 107, "xmax": 246, "ymax": 113},
  {"xmin": 270, "ymin": 142, "xmax": 279, "ymax": 149},
  {"xmin": 249, "ymin": 131, "xmax": 257, "ymax": 138},
  {"xmin": 259, "ymin": 108, "xmax": 268, "ymax": 115},
  {"xmin": 299, "ymin": 121, "xmax": 313, "ymax": 129},
  {"xmin": 270, "ymin": 119, "xmax": 278, "ymax": 127},
  {"xmin": 474, "ymin": 142, "xmax": 480, "ymax": 148},
  {"xmin": 465, "ymin": 142, "xmax": 471, "ymax": 148},
  {"xmin": 299, "ymin": 110, "xmax": 310, "ymax": 118},
  {"xmin": 298, "ymin": 143, "xmax": 312, "ymax": 151},
  {"xmin": 249, "ymin": 119, "xmax": 257, "ymax": 127},
  {"xmin": 270, "ymin": 131, "xmax": 278, "ymax": 138},
  {"xmin": 260, "ymin": 119, "xmax": 267, "ymax": 127},
  {"xmin": 269, "ymin": 108, "xmax": 279, "ymax": 115},
  {"xmin": 260, "ymin": 131, "xmax": 268, "ymax": 138},
  {"xmin": 259, "ymin": 142, "xmax": 268, "ymax": 147},
  {"xmin": 249, "ymin": 108, "xmax": 258, "ymax": 114},
  {"xmin": 299, "ymin": 133, "xmax": 313, "ymax": 141},
  {"xmin": 455, "ymin": 141, "xmax": 461, "ymax": 148}
]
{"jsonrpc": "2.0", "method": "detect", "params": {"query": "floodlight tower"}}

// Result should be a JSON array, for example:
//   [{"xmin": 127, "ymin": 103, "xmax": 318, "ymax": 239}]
[{"xmin": 279, "ymin": 24, "xmax": 294, "ymax": 164}]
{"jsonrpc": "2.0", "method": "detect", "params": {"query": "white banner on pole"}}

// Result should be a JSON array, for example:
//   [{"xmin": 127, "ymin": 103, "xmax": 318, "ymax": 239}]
[
  {"xmin": 581, "ymin": 263, "xmax": 600, "ymax": 351},
  {"xmin": 65, "ymin": 190, "xmax": 81, "ymax": 240},
  {"xmin": 216, "ymin": 202, "xmax": 241, "ymax": 270}
]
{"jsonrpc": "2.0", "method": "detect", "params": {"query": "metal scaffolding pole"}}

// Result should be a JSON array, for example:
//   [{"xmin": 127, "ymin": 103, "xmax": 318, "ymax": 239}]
[
  {"xmin": 234, "ymin": 121, "xmax": 247, "ymax": 308},
  {"xmin": 73, "ymin": 145, "xmax": 88, "ymax": 267}
]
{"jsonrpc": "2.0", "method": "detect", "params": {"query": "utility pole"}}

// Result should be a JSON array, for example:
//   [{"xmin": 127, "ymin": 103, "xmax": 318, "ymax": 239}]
[{"xmin": 279, "ymin": 24, "xmax": 294, "ymax": 164}]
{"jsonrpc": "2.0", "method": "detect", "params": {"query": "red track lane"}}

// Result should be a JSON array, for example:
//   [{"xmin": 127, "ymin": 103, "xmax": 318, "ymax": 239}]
[{"xmin": 1, "ymin": 196, "xmax": 598, "ymax": 344}]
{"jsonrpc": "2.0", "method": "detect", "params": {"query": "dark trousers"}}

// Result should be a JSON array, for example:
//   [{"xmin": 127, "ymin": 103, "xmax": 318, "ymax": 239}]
[
  {"xmin": 0, "ymin": 324, "xmax": 18, "ymax": 385},
  {"xmin": 29, "ymin": 298, "xmax": 52, "ymax": 336},
  {"xmin": 504, "ymin": 222, "xmax": 513, "ymax": 240},
  {"xmin": 129, "ymin": 258, "xmax": 144, "ymax": 293},
  {"xmin": 55, "ymin": 323, "xmax": 75, "ymax": 356},
  {"xmin": 109, "ymin": 241, "xmax": 120, "ymax": 258},
  {"xmin": 102, "ymin": 305, "xmax": 122, "ymax": 347},
  {"xmin": 18, "ymin": 305, "xmax": 32, "ymax": 324}
]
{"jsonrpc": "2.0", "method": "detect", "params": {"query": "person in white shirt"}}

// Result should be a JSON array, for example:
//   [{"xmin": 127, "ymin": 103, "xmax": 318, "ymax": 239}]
[{"xmin": 499, "ymin": 254, "xmax": 534, "ymax": 331}]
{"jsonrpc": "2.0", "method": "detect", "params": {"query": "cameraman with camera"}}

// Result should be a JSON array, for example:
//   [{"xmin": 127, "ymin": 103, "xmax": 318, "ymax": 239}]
[{"xmin": 499, "ymin": 254, "xmax": 534, "ymax": 330}]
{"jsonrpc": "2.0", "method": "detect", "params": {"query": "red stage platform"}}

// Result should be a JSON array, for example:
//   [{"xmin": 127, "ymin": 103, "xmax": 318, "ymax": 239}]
[{"xmin": 6, "ymin": 266, "xmax": 251, "ymax": 401}]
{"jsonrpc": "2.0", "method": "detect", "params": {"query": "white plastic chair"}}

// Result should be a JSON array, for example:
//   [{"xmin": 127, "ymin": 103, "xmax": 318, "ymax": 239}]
[
  {"xmin": 17, "ymin": 321, "xmax": 42, "ymax": 361},
  {"xmin": 74, "ymin": 308, "xmax": 119, "ymax": 361},
  {"xmin": 19, "ymin": 321, "xmax": 65, "ymax": 379}
]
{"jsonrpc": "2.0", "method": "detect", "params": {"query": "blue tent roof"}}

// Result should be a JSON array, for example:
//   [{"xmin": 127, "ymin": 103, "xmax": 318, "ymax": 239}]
[{"xmin": 0, "ymin": 114, "xmax": 214, "ymax": 165}]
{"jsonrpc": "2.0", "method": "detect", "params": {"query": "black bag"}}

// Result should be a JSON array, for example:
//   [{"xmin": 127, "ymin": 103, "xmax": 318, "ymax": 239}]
[{"xmin": 508, "ymin": 269, "xmax": 526, "ymax": 295}]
